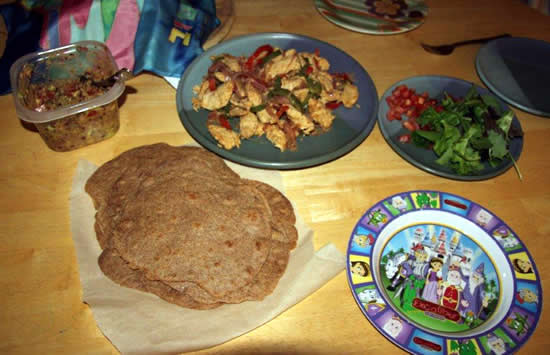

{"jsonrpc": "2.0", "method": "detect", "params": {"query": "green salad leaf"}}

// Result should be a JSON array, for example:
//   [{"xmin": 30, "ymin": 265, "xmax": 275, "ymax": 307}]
[{"xmin": 409, "ymin": 85, "xmax": 522, "ymax": 176}]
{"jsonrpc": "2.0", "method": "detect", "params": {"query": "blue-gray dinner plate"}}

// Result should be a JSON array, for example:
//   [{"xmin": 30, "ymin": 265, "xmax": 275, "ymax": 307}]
[
  {"xmin": 476, "ymin": 37, "xmax": 550, "ymax": 117},
  {"xmin": 176, "ymin": 32, "xmax": 378, "ymax": 170},
  {"xmin": 378, "ymin": 75, "xmax": 523, "ymax": 180}
]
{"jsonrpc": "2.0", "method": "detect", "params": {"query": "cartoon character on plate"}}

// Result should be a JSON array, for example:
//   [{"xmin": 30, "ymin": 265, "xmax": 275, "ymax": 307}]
[
  {"xmin": 486, "ymin": 333, "xmax": 509, "ymax": 355},
  {"xmin": 459, "ymin": 247, "xmax": 473, "ymax": 277},
  {"xmin": 438, "ymin": 264, "xmax": 464, "ymax": 311},
  {"xmin": 382, "ymin": 316, "xmax": 403, "ymax": 339},
  {"xmin": 421, "ymin": 256, "xmax": 443, "ymax": 303},
  {"xmin": 493, "ymin": 226, "xmax": 519, "ymax": 249},
  {"xmin": 394, "ymin": 244, "xmax": 430, "ymax": 304},
  {"xmin": 459, "ymin": 263, "xmax": 488, "ymax": 319},
  {"xmin": 475, "ymin": 209, "xmax": 493, "ymax": 228},
  {"xmin": 391, "ymin": 195, "xmax": 408, "ymax": 212},
  {"xmin": 387, "ymin": 253, "xmax": 412, "ymax": 291},
  {"xmin": 358, "ymin": 288, "xmax": 384, "ymax": 305},
  {"xmin": 512, "ymin": 258, "xmax": 534, "ymax": 275},
  {"xmin": 350, "ymin": 261, "xmax": 370, "ymax": 277},
  {"xmin": 449, "ymin": 339, "xmax": 478, "ymax": 355},
  {"xmin": 367, "ymin": 209, "xmax": 388, "ymax": 227},
  {"xmin": 353, "ymin": 233, "xmax": 374, "ymax": 248},
  {"xmin": 385, "ymin": 252, "xmax": 407, "ymax": 283},
  {"xmin": 516, "ymin": 288, "xmax": 539, "ymax": 305},
  {"xmin": 506, "ymin": 312, "xmax": 530, "ymax": 336}
]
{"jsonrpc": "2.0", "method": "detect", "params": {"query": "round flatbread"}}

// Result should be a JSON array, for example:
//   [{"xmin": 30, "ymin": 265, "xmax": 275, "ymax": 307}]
[
  {"xmin": 111, "ymin": 176, "xmax": 273, "ymax": 298},
  {"xmin": 98, "ymin": 248, "xmax": 221, "ymax": 309}
]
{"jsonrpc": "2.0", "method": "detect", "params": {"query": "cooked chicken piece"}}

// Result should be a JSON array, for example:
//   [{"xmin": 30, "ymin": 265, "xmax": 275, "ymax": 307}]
[
  {"xmin": 198, "ymin": 81, "xmax": 234, "ymax": 111},
  {"xmin": 214, "ymin": 72, "xmax": 229, "ymax": 83},
  {"xmin": 342, "ymin": 83, "xmax": 359, "ymax": 108},
  {"xmin": 228, "ymin": 106, "xmax": 248, "ymax": 117},
  {"xmin": 221, "ymin": 55, "xmax": 241, "ymax": 72},
  {"xmin": 234, "ymin": 79, "xmax": 246, "ymax": 98},
  {"xmin": 257, "ymin": 108, "xmax": 276, "ymax": 124},
  {"xmin": 312, "ymin": 71, "xmax": 334, "ymax": 93},
  {"xmin": 245, "ymin": 81, "xmax": 263, "ymax": 106},
  {"xmin": 230, "ymin": 95, "xmax": 252, "ymax": 110},
  {"xmin": 265, "ymin": 124, "xmax": 287, "ymax": 151},
  {"xmin": 192, "ymin": 81, "xmax": 210, "ymax": 110},
  {"xmin": 239, "ymin": 112, "xmax": 264, "ymax": 139},
  {"xmin": 292, "ymin": 88, "xmax": 310, "ymax": 102},
  {"xmin": 321, "ymin": 89, "xmax": 341, "ymax": 104},
  {"xmin": 286, "ymin": 106, "xmax": 314, "ymax": 134},
  {"xmin": 264, "ymin": 49, "xmax": 301, "ymax": 81},
  {"xmin": 208, "ymin": 124, "xmax": 241, "ymax": 150},
  {"xmin": 299, "ymin": 53, "xmax": 330, "ymax": 71},
  {"xmin": 281, "ymin": 76, "xmax": 306, "ymax": 91},
  {"xmin": 308, "ymin": 98, "xmax": 335, "ymax": 130}
]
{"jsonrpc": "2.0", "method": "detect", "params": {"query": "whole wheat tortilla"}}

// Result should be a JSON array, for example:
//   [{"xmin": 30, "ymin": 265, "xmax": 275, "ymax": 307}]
[
  {"xmin": 111, "ymin": 175, "xmax": 273, "ymax": 298},
  {"xmin": 170, "ymin": 181, "xmax": 297, "ymax": 304},
  {"xmin": 87, "ymin": 144, "xmax": 298, "ymax": 308},
  {"xmin": 98, "ymin": 248, "xmax": 221, "ymax": 310},
  {"xmin": 86, "ymin": 143, "xmax": 240, "ymax": 249}
]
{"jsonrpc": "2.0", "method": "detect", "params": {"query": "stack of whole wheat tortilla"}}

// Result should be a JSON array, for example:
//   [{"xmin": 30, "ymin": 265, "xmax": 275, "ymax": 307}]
[{"xmin": 85, "ymin": 143, "xmax": 298, "ymax": 309}]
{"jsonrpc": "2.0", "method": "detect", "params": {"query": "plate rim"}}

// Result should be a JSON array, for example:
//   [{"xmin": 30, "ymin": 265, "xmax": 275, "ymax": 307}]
[
  {"xmin": 475, "ymin": 36, "xmax": 550, "ymax": 118},
  {"xmin": 377, "ymin": 74, "xmax": 524, "ymax": 181},
  {"xmin": 346, "ymin": 190, "xmax": 543, "ymax": 355},
  {"xmin": 176, "ymin": 31, "xmax": 379, "ymax": 170},
  {"xmin": 313, "ymin": 0, "xmax": 428, "ymax": 36}
]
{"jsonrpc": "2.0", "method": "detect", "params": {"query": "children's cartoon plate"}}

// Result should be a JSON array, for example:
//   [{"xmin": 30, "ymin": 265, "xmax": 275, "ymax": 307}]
[
  {"xmin": 314, "ymin": 0, "xmax": 428, "ymax": 35},
  {"xmin": 347, "ymin": 191, "xmax": 542, "ymax": 355}
]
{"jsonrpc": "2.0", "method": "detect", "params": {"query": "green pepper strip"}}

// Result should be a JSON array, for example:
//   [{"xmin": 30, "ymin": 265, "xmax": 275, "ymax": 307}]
[
  {"xmin": 260, "ymin": 50, "xmax": 282, "ymax": 66},
  {"xmin": 268, "ymin": 88, "xmax": 304, "ymax": 112},
  {"xmin": 250, "ymin": 103, "xmax": 267, "ymax": 113}
]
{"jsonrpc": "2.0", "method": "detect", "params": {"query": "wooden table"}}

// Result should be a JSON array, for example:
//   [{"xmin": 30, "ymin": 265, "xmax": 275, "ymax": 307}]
[{"xmin": 1, "ymin": 0, "xmax": 549, "ymax": 353}]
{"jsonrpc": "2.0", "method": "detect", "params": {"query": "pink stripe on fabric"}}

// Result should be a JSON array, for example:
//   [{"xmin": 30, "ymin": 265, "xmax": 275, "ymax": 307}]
[
  {"xmin": 105, "ymin": 0, "xmax": 140, "ymax": 70},
  {"xmin": 58, "ymin": 0, "xmax": 93, "ymax": 45}
]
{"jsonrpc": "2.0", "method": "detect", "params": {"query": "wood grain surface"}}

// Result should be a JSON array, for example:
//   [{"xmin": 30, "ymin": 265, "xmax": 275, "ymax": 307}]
[{"xmin": 1, "ymin": 0, "xmax": 549, "ymax": 354}]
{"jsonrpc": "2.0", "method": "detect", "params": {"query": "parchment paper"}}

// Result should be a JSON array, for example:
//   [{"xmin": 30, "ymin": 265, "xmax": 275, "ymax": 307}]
[{"xmin": 70, "ymin": 158, "xmax": 346, "ymax": 355}]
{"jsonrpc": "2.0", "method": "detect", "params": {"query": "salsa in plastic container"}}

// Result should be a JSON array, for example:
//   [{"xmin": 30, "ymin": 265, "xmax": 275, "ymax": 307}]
[{"xmin": 9, "ymin": 41, "xmax": 125, "ymax": 152}]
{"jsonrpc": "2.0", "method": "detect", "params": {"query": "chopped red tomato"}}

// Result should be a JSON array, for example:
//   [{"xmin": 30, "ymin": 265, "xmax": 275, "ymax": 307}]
[{"xmin": 398, "ymin": 134, "xmax": 411, "ymax": 143}]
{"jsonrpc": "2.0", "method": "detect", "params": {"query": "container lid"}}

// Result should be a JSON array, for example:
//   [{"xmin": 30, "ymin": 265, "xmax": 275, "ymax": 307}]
[{"xmin": 9, "ymin": 41, "xmax": 125, "ymax": 124}]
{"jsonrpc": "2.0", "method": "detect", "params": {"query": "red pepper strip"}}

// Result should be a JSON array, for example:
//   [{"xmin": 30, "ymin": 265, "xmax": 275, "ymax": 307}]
[
  {"xmin": 305, "ymin": 66, "xmax": 314, "ymax": 75},
  {"xmin": 208, "ymin": 77, "xmax": 217, "ymax": 91},
  {"xmin": 325, "ymin": 101, "xmax": 341, "ymax": 109},
  {"xmin": 245, "ymin": 44, "xmax": 274, "ymax": 71},
  {"xmin": 314, "ymin": 48, "xmax": 320, "ymax": 56},
  {"xmin": 276, "ymin": 105, "xmax": 289, "ymax": 118},
  {"xmin": 218, "ymin": 115, "xmax": 232, "ymax": 130},
  {"xmin": 333, "ymin": 72, "xmax": 352, "ymax": 82}
]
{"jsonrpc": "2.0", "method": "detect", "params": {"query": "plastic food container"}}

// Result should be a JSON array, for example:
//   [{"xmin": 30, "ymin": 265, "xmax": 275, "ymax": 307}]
[{"xmin": 9, "ymin": 41, "xmax": 125, "ymax": 152}]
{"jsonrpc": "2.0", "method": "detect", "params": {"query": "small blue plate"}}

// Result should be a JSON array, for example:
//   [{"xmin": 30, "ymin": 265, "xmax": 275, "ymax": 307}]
[
  {"xmin": 176, "ymin": 32, "xmax": 378, "ymax": 170},
  {"xmin": 377, "ymin": 75, "xmax": 523, "ymax": 180},
  {"xmin": 476, "ymin": 37, "xmax": 550, "ymax": 117}
]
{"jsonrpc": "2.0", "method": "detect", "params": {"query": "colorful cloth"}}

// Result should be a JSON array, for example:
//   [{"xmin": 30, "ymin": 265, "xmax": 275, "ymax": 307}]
[{"xmin": 0, "ymin": 0, "xmax": 219, "ymax": 94}]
